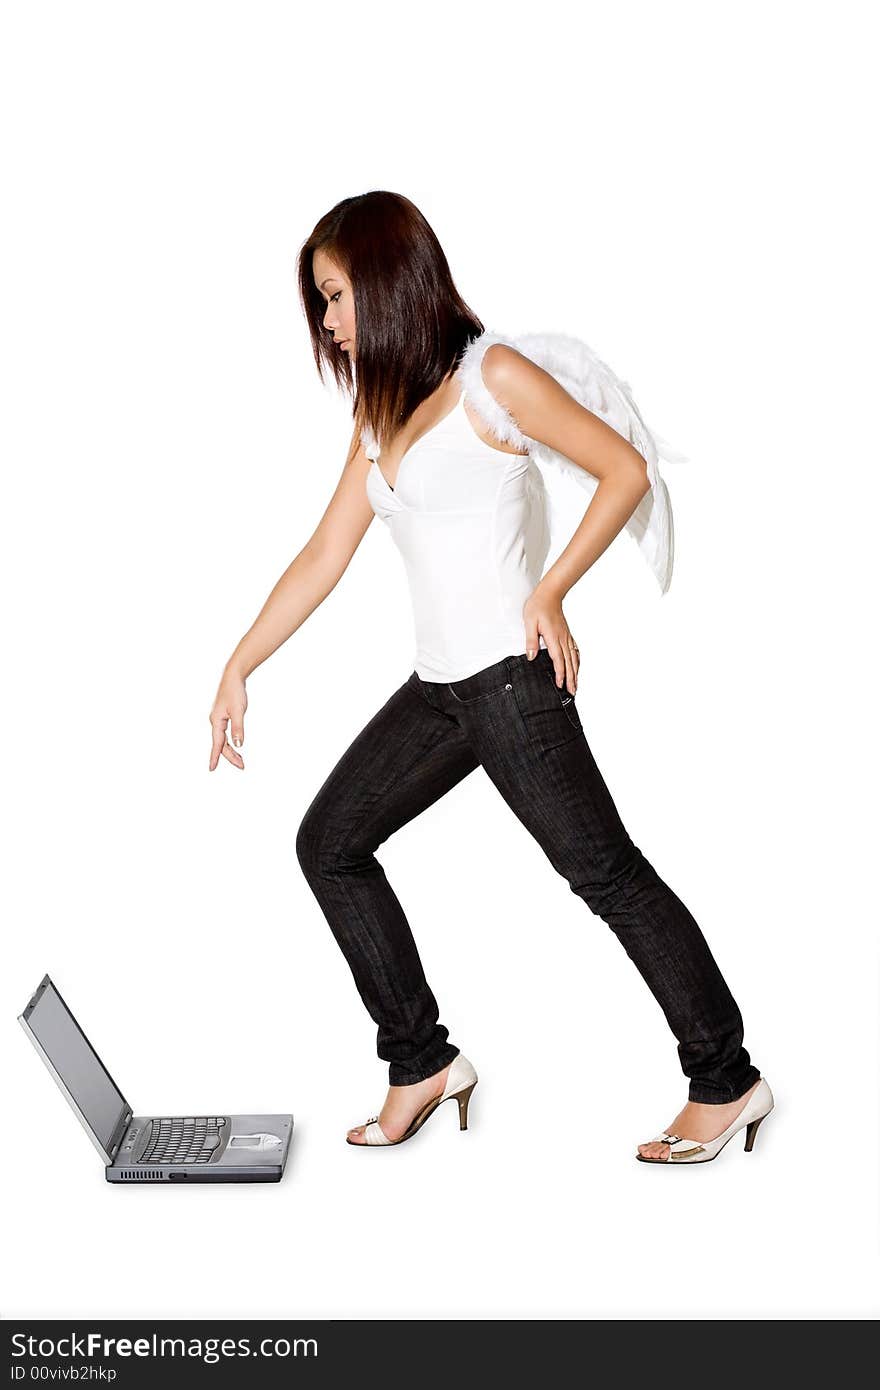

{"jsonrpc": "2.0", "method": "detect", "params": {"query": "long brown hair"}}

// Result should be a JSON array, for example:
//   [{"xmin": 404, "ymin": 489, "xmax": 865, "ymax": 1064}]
[{"xmin": 297, "ymin": 190, "xmax": 484, "ymax": 460}]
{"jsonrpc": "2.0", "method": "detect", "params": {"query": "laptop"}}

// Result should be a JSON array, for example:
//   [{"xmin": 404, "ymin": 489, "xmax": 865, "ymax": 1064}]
[{"xmin": 18, "ymin": 974, "xmax": 294, "ymax": 1183}]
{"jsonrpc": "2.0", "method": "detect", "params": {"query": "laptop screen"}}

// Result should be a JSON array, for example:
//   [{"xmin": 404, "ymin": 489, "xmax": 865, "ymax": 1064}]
[{"xmin": 20, "ymin": 976, "xmax": 129, "ymax": 1156}]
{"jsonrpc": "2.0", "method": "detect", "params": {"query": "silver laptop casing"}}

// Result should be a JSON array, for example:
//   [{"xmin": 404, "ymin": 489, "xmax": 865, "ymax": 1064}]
[{"xmin": 19, "ymin": 974, "xmax": 293, "ymax": 1184}]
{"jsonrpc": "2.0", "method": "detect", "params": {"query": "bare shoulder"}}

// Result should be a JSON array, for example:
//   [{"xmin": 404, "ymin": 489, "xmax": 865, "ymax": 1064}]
[
  {"xmin": 482, "ymin": 342, "xmax": 540, "ymax": 391},
  {"xmin": 479, "ymin": 341, "xmax": 575, "ymax": 442},
  {"xmin": 480, "ymin": 341, "xmax": 560, "ymax": 412}
]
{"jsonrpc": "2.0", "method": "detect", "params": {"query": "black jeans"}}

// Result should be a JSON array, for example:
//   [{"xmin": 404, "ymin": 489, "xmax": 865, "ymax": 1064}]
[{"xmin": 295, "ymin": 648, "xmax": 761, "ymax": 1103}]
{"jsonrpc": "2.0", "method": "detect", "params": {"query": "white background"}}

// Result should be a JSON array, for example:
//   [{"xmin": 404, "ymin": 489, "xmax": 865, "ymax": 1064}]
[{"xmin": 2, "ymin": 0, "xmax": 877, "ymax": 1320}]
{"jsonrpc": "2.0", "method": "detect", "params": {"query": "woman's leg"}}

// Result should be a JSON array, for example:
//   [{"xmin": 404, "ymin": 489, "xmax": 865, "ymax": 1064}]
[
  {"xmin": 432, "ymin": 649, "xmax": 761, "ymax": 1105},
  {"xmin": 295, "ymin": 670, "xmax": 479, "ymax": 1086}
]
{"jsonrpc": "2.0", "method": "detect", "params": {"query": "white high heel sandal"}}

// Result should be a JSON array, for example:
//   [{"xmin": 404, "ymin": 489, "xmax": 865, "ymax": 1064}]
[
  {"xmin": 347, "ymin": 1053, "xmax": 479, "ymax": 1147},
  {"xmin": 636, "ymin": 1077, "xmax": 775, "ymax": 1164}
]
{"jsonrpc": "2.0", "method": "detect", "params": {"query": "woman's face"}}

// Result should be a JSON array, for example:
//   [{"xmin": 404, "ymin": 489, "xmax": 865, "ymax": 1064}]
[{"xmin": 313, "ymin": 249, "xmax": 356, "ymax": 357}]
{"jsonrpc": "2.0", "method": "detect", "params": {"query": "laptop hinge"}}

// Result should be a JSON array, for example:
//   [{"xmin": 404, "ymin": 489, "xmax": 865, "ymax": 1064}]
[{"xmin": 106, "ymin": 1106, "xmax": 134, "ymax": 1163}]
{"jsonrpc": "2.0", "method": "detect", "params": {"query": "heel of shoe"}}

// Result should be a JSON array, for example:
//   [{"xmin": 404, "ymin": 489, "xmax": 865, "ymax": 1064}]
[
  {"xmin": 744, "ymin": 1111, "xmax": 769, "ymax": 1152},
  {"xmin": 455, "ymin": 1081, "xmax": 477, "ymax": 1131}
]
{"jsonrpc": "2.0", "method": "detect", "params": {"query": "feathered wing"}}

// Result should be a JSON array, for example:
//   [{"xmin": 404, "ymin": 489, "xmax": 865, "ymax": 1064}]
[{"xmin": 456, "ymin": 328, "xmax": 686, "ymax": 595}]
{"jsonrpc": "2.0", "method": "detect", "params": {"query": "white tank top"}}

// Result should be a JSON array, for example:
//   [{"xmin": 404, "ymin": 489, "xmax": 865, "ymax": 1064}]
[{"xmin": 364, "ymin": 381, "xmax": 549, "ymax": 683}]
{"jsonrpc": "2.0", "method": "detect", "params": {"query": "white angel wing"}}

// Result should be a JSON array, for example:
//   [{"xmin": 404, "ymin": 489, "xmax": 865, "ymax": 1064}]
[{"xmin": 456, "ymin": 329, "xmax": 687, "ymax": 595}]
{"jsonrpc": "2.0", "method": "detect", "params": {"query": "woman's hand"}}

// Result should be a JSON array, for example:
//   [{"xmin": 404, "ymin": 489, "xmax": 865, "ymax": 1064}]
[
  {"xmin": 523, "ymin": 580, "xmax": 580, "ymax": 696},
  {"xmin": 209, "ymin": 665, "xmax": 248, "ymax": 771}
]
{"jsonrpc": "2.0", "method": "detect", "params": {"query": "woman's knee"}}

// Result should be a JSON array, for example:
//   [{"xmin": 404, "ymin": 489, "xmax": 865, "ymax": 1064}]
[
  {"xmin": 569, "ymin": 837, "xmax": 654, "ymax": 913},
  {"xmin": 295, "ymin": 802, "xmax": 332, "ymax": 878},
  {"xmin": 295, "ymin": 802, "xmax": 373, "ymax": 881}
]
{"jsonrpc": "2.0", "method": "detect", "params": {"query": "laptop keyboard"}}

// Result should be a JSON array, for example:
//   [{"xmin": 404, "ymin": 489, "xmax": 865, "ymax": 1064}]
[{"xmin": 140, "ymin": 1116, "xmax": 227, "ymax": 1164}]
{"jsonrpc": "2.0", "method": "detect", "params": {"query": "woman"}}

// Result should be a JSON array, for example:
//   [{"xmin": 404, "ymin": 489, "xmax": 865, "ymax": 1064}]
[{"xmin": 208, "ymin": 190, "xmax": 774, "ymax": 1164}]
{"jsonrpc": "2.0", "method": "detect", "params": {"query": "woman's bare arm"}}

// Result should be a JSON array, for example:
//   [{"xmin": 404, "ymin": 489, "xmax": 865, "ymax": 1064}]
[
  {"xmin": 481, "ymin": 343, "xmax": 652, "ymax": 588},
  {"xmin": 227, "ymin": 426, "xmax": 376, "ymax": 680},
  {"xmin": 209, "ymin": 426, "xmax": 375, "ymax": 770},
  {"xmin": 480, "ymin": 343, "xmax": 652, "ymax": 695}
]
